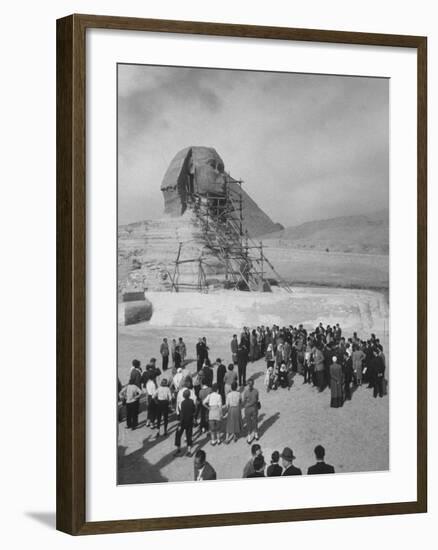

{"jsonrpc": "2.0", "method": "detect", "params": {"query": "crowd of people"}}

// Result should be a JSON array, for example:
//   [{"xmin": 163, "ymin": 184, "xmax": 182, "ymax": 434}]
[
  {"xmin": 192, "ymin": 443, "xmax": 335, "ymax": 481},
  {"xmin": 118, "ymin": 321, "xmax": 387, "ymax": 462}
]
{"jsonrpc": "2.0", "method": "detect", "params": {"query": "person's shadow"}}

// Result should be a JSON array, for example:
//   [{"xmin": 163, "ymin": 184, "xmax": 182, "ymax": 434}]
[{"xmin": 258, "ymin": 412, "xmax": 280, "ymax": 437}]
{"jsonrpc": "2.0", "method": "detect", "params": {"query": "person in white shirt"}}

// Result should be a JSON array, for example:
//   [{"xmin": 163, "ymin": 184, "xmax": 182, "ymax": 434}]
[
  {"xmin": 154, "ymin": 378, "xmax": 172, "ymax": 438},
  {"xmin": 176, "ymin": 383, "xmax": 197, "ymax": 414},
  {"xmin": 119, "ymin": 371, "xmax": 142, "ymax": 430},
  {"xmin": 203, "ymin": 384, "xmax": 223, "ymax": 445},
  {"xmin": 145, "ymin": 376, "xmax": 157, "ymax": 428}
]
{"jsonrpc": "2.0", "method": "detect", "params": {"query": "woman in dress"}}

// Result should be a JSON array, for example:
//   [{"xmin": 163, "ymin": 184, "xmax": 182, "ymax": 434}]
[
  {"xmin": 225, "ymin": 381, "xmax": 242, "ymax": 443},
  {"xmin": 224, "ymin": 363, "xmax": 238, "ymax": 395}
]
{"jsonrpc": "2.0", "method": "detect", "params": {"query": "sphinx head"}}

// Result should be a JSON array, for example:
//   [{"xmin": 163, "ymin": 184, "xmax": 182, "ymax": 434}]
[{"xmin": 160, "ymin": 146, "xmax": 227, "ymax": 216}]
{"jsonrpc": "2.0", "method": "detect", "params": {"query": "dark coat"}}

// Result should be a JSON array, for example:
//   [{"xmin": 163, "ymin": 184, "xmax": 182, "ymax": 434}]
[
  {"xmin": 194, "ymin": 461, "xmax": 217, "ymax": 481},
  {"xmin": 230, "ymin": 339, "xmax": 239, "ymax": 354},
  {"xmin": 216, "ymin": 363, "xmax": 226, "ymax": 386},
  {"xmin": 282, "ymin": 465, "xmax": 302, "ymax": 476},
  {"xmin": 307, "ymin": 461, "xmax": 335, "ymax": 475},
  {"xmin": 267, "ymin": 463, "xmax": 283, "ymax": 477},
  {"xmin": 201, "ymin": 366, "xmax": 213, "ymax": 388},
  {"xmin": 179, "ymin": 398, "xmax": 196, "ymax": 426},
  {"xmin": 196, "ymin": 341, "xmax": 208, "ymax": 360},
  {"xmin": 130, "ymin": 368, "xmax": 142, "ymax": 389}
]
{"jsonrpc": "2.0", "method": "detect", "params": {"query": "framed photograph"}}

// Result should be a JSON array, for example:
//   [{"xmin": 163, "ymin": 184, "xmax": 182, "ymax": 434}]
[{"xmin": 56, "ymin": 14, "xmax": 427, "ymax": 535}]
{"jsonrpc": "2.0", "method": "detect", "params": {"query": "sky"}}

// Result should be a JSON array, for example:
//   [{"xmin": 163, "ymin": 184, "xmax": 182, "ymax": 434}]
[{"xmin": 118, "ymin": 64, "xmax": 389, "ymax": 227}]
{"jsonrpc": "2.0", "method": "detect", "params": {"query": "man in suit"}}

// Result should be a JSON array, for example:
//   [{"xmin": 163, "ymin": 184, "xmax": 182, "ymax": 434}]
[
  {"xmin": 160, "ymin": 338, "xmax": 169, "ymax": 371},
  {"xmin": 281, "ymin": 447, "xmax": 302, "ymax": 476},
  {"xmin": 216, "ymin": 358, "xmax": 226, "ymax": 402},
  {"xmin": 307, "ymin": 444, "xmax": 335, "ymax": 474},
  {"xmin": 237, "ymin": 343, "xmax": 249, "ymax": 387},
  {"xmin": 174, "ymin": 389, "xmax": 196, "ymax": 457},
  {"xmin": 372, "ymin": 349, "xmax": 386, "ymax": 398},
  {"xmin": 194, "ymin": 449, "xmax": 217, "ymax": 481},
  {"xmin": 129, "ymin": 359, "xmax": 142, "ymax": 388},
  {"xmin": 196, "ymin": 338, "xmax": 207, "ymax": 372}
]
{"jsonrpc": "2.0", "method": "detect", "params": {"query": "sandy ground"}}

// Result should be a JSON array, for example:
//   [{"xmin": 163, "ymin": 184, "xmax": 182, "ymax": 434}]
[
  {"xmin": 118, "ymin": 289, "xmax": 389, "ymax": 484},
  {"xmin": 264, "ymin": 247, "xmax": 389, "ymax": 289}
]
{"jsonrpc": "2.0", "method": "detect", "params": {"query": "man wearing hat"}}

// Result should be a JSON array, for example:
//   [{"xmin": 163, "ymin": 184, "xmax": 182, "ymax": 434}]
[{"xmin": 281, "ymin": 447, "xmax": 302, "ymax": 476}]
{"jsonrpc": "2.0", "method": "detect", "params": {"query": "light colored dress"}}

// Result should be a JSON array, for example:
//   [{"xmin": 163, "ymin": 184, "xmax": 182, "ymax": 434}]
[{"xmin": 225, "ymin": 390, "xmax": 242, "ymax": 435}]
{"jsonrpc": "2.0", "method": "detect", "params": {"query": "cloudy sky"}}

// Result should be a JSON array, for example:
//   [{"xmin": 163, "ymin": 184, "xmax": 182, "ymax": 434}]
[{"xmin": 118, "ymin": 64, "xmax": 389, "ymax": 227}]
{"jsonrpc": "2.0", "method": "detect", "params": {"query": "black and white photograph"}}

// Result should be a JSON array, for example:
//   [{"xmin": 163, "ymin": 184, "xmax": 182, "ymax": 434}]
[{"xmin": 117, "ymin": 63, "xmax": 389, "ymax": 485}]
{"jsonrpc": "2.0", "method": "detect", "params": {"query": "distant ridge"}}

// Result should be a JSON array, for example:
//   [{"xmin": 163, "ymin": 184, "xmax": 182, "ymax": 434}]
[{"xmin": 260, "ymin": 210, "xmax": 389, "ymax": 254}]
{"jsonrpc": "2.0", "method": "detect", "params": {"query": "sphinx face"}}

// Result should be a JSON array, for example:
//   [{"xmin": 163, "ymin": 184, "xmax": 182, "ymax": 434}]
[
  {"xmin": 191, "ymin": 149, "xmax": 227, "ymax": 196},
  {"xmin": 161, "ymin": 146, "xmax": 227, "ymax": 216}
]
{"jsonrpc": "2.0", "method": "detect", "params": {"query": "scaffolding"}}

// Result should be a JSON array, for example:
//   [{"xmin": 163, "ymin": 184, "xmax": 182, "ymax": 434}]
[{"xmin": 169, "ymin": 174, "xmax": 292, "ymax": 294}]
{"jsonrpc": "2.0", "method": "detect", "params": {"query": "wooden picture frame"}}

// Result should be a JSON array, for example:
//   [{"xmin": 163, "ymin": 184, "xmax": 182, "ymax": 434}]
[{"xmin": 56, "ymin": 13, "xmax": 427, "ymax": 535}]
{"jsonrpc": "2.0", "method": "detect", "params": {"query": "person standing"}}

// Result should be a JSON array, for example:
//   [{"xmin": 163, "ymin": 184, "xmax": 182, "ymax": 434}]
[
  {"xmin": 178, "ymin": 337, "xmax": 187, "ymax": 365},
  {"xmin": 237, "ymin": 343, "xmax": 249, "ymax": 387},
  {"xmin": 267, "ymin": 451, "xmax": 283, "ymax": 476},
  {"xmin": 144, "ymin": 372, "xmax": 158, "ymax": 428},
  {"xmin": 343, "ymin": 353, "xmax": 354, "ymax": 401},
  {"xmin": 230, "ymin": 334, "xmax": 239, "ymax": 364},
  {"xmin": 160, "ymin": 338, "xmax": 170, "ymax": 371},
  {"xmin": 372, "ymin": 349, "xmax": 386, "ymax": 398},
  {"xmin": 225, "ymin": 381, "xmax": 243, "ymax": 443},
  {"xmin": 196, "ymin": 338, "xmax": 207, "ymax": 372},
  {"xmin": 224, "ymin": 363, "xmax": 238, "ymax": 395},
  {"xmin": 203, "ymin": 384, "xmax": 223, "ymax": 445},
  {"xmin": 198, "ymin": 381, "xmax": 212, "ymax": 434},
  {"xmin": 173, "ymin": 344, "xmax": 182, "ymax": 370},
  {"xmin": 247, "ymin": 455, "xmax": 266, "ymax": 478},
  {"xmin": 329, "ymin": 356, "xmax": 344, "ymax": 408},
  {"xmin": 281, "ymin": 447, "xmax": 302, "ymax": 476},
  {"xmin": 201, "ymin": 360, "xmax": 213, "ymax": 388},
  {"xmin": 129, "ymin": 359, "xmax": 142, "ymax": 388},
  {"xmin": 307, "ymin": 444, "xmax": 335, "ymax": 474},
  {"xmin": 153, "ymin": 378, "xmax": 172, "ymax": 438},
  {"xmin": 242, "ymin": 443, "xmax": 262, "ymax": 478},
  {"xmin": 303, "ymin": 341, "xmax": 312, "ymax": 384},
  {"xmin": 193, "ymin": 449, "xmax": 217, "ymax": 481},
  {"xmin": 130, "ymin": 359, "xmax": 142, "ymax": 420},
  {"xmin": 313, "ymin": 345, "xmax": 325, "ymax": 392},
  {"xmin": 242, "ymin": 379, "xmax": 260, "ymax": 444},
  {"xmin": 352, "ymin": 344, "xmax": 365, "ymax": 386},
  {"xmin": 170, "ymin": 338, "xmax": 177, "ymax": 368},
  {"xmin": 176, "ymin": 381, "xmax": 197, "ymax": 415},
  {"xmin": 119, "ymin": 371, "xmax": 142, "ymax": 430},
  {"xmin": 216, "ymin": 358, "xmax": 226, "ymax": 402},
  {"xmin": 174, "ymin": 389, "xmax": 196, "ymax": 457}
]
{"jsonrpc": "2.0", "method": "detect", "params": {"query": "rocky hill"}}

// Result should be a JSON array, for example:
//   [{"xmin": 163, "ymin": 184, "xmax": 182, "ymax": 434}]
[{"xmin": 260, "ymin": 210, "xmax": 389, "ymax": 254}]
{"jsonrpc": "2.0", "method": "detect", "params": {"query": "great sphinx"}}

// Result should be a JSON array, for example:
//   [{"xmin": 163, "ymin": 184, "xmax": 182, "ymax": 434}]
[{"xmin": 160, "ymin": 146, "xmax": 283, "ymax": 237}]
